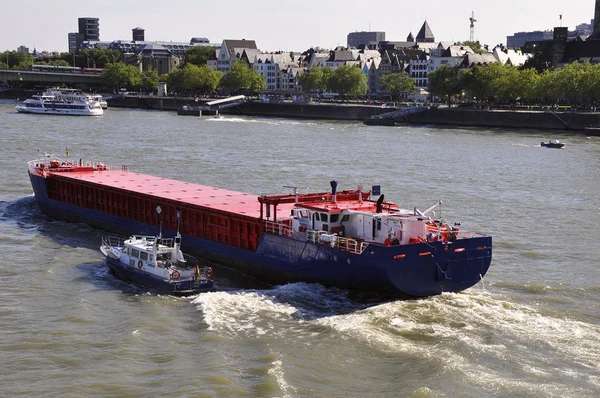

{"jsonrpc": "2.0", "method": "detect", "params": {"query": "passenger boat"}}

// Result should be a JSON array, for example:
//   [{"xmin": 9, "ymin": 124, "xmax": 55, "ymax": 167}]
[
  {"xmin": 100, "ymin": 228, "xmax": 214, "ymax": 296},
  {"xmin": 90, "ymin": 94, "xmax": 108, "ymax": 109},
  {"xmin": 16, "ymin": 88, "xmax": 104, "ymax": 116},
  {"xmin": 541, "ymin": 139, "xmax": 565, "ymax": 148},
  {"xmin": 28, "ymin": 152, "xmax": 492, "ymax": 298}
]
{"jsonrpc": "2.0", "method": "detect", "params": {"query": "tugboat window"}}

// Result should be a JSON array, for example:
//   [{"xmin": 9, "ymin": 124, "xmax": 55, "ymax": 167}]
[
  {"xmin": 330, "ymin": 214, "xmax": 339, "ymax": 222},
  {"xmin": 320, "ymin": 213, "xmax": 328, "ymax": 222},
  {"xmin": 131, "ymin": 249, "xmax": 140, "ymax": 258},
  {"xmin": 140, "ymin": 252, "xmax": 148, "ymax": 261}
]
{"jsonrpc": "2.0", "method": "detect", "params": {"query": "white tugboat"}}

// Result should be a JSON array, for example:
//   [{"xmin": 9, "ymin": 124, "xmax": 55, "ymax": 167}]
[{"xmin": 100, "ymin": 207, "xmax": 214, "ymax": 295}]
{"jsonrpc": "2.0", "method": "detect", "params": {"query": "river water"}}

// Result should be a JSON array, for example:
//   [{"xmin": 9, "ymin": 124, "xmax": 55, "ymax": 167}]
[{"xmin": 1, "ymin": 100, "xmax": 599, "ymax": 397}]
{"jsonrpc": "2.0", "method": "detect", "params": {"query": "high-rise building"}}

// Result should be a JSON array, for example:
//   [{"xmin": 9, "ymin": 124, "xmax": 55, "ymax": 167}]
[
  {"xmin": 506, "ymin": 31, "xmax": 553, "ymax": 49},
  {"xmin": 68, "ymin": 32, "xmax": 81, "ymax": 53},
  {"xmin": 68, "ymin": 17, "xmax": 100, "ymax": 53},
  {"xmin": 347, "ymin": 31, "xmax": 385, "ymax": 48},
  {"xmin": 132, "ymin": 27, "xmax": 145, "ymax": 42},
  {"xmin": 78, "ymin": 17, "xmax": 100, "ymax": 41}
]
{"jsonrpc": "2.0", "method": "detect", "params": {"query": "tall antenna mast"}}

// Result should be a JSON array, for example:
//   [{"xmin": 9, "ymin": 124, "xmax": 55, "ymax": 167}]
[{"xmin": 469, "ymin": 11, "xmax": 477, "ymax": 42}]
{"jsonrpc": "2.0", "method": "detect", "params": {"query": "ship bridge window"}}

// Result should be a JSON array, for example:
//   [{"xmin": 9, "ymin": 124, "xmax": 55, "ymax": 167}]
[
  {"xmin": 292, "ymin": 209, "xmax": 309, "ymax": 218},
  {"xmin": 316, "ymin": 213, "xmax": 328, "ymax": 222},
  {"xmin": 341, "ymin": 215, "xmax": 350, "ymax": 222},
  {"xmin": 131, "ymin": 248, "xmax": 140, "ymax": 258},
  {"xmin": 330, "ymin": 214, "xmax": 340, "ymax": 223},
  {"xmin": 140, "ymin": 252, "xmax": 148, "ymax": 261}
]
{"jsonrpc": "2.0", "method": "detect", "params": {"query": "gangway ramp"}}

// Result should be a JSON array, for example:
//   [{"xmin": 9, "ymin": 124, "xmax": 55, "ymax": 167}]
[
  {"xmin": 380, "ymin": 106, "xmax": 428, "ymax": 119},
  {"xmin": 205, "ymin": 95, "xmax": 246, "ymax": 110},
  {"xmin": 363, "ymin": 106, "xmax": 428, "ymax": 125}
]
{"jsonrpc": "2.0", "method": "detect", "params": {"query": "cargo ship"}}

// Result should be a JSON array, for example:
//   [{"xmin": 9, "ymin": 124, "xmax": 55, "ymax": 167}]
[{"xmin": 27, "ymin": 153, "xmax": 492, "ymax": 297}]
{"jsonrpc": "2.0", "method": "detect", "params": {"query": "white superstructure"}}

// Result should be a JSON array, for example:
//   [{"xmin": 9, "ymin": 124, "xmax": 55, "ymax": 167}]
[{"xmin": 16, "ymin": 88, "xmax": 104, "ymax": 116}]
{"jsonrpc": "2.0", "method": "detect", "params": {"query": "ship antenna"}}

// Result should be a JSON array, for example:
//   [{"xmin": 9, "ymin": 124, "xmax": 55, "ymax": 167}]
[
  {"xmin": 283, "ymin": 185, "xmax": 309, "ymax": 204},
  {"xmin": 156, "ymin": 206, "xmax": 163, "ymax": 239}
]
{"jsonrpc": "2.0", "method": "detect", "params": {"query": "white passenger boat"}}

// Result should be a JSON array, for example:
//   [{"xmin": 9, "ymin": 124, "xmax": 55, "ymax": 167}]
[
  {"xmin": 15, "ymin": 88, "xmax": 104, "ymax": 116},
  {"xmin": 90, "ymin": 94, "xmax": 108, "ymax": 109}
]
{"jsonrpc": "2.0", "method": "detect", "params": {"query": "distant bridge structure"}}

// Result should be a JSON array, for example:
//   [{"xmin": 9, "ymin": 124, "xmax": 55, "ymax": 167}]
[{"xmin": 0, "ymin": 68, "xmax": 102, "ymax": 87}]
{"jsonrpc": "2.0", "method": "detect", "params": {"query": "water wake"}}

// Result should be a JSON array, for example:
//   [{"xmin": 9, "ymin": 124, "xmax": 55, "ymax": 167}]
[{"xmin": 192, "ymin": 284, "xmax": 600, "ymax": 396}]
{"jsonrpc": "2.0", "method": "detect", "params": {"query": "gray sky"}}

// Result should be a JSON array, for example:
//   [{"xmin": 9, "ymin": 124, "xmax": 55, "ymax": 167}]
[{"xmin": 0, "ymin": 0, "xmax": 595, "ymax": 53}]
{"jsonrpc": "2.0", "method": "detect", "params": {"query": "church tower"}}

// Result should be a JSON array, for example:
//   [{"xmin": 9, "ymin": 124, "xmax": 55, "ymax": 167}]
[
  {"xmin": 590, "ymin": 0, "xmax": 600, "ymax": 39},
  {"xmin": 416, "ymin": 21, "xmax": 435, "ymax": 43}
]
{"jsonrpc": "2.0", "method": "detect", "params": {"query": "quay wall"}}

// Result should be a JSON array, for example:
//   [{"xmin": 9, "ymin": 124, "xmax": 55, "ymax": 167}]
[
  {"xmin": 405, "ymin": 107, "xmax": 600, "ymax": 132},
  {"xmin": 107, "ymin": 95, "xmax": 388, "ymax": 120},
  {"xmin": 4, "ymin": 88, "xmax": 598, "ymax": 133},
  {"xmin": 106, "ymin": 96, "xmax": 600, "ymax": 133}
]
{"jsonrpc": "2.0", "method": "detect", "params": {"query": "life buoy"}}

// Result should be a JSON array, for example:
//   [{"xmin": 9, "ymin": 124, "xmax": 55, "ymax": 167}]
[
  {"xmin": 171, "ymin": 270, "xmax": 180, "ymax": 280},
  {"xmin": 138, "ymin": 260, "xmax": 143, "ymax": 269},
  {"xmin": 205, "ymin": 267, "xmax": 213, "ymax": 278}
]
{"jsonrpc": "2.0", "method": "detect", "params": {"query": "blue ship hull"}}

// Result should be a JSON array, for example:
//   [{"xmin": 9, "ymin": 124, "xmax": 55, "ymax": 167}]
[{"xmin": 29, "ymin": 172, "xmax": 492, "ymax": 297}]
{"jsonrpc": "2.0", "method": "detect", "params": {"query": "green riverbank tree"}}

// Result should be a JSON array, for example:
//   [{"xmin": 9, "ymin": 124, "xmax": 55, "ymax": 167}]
[
  {"xmin": 164, "ymin": 63, "xmax": 222, "ymax": 95},
  {"xmin": 380, "ymin": 72, "xmax": 416, "ymax": 101},
  {"xmin": 219, "ymin": 60, "xmax": 266, "ymax": 94},
  {"xmin": 298, "ymin": 67, "xmax": 333, "ymax": 99},
  {"xmin": 184, "ymin": 46, "xmax": 218, "ymax": 66},
  {"xmin": 327, "ymin": 64, "xmax": 367, "ymax": 99}
]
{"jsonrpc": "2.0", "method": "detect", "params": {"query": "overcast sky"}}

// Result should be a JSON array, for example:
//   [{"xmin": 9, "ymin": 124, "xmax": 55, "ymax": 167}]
[{"xmin": 1, "ymin": 0, "xmax": 596, "ymax": 53}]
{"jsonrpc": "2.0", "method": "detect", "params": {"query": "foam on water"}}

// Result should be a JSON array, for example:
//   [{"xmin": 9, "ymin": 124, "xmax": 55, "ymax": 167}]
[
  {"xmin": 192, "ymin": 283, "xmax": 600, "ymax": 396},
  {"xmin": 268, "ymin": 358, "xmax": 297, "ymax": 398}
]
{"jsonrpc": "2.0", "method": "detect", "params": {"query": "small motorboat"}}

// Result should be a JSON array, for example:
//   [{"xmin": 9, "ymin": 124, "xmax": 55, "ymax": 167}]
[
  {"xmin": 100, "ymin": 231, "xmax": 214, "ymax": 295},
  {"xmin": 541, "ymin": 139, "xmax": 565, "ymax": 148}
]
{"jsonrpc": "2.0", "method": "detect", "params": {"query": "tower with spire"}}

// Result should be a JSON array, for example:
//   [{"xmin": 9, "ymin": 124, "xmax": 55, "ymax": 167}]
[
  {"xmin": 590, "ymin": 0, "xmax": 600, "ymax": 39},
  {"xmin": 416, "ymin": 20, "xmax": 435, "ymax": 43}
]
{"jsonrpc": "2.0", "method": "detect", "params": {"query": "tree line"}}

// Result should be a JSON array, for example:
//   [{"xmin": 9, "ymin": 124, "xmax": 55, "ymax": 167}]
[
  {"xmin": 5, "ymin": 45, "xmax": 600, "ymax": 106},
  {"xmin": 428, "ymin": 61, "xmax": 600, "ymax": 106},
  {"xmin": 0, "ymin": 48, "xmax": 121, "ymax": 69}
]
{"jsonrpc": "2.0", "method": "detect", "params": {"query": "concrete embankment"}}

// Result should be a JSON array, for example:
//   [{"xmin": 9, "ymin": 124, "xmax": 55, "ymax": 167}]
[
  {"xmin": 106, "ymin": 95, "xmax": 600, "ymax": 133},
  {"xmin": 405, "ymin": 107, "xmax": 600, "ymax": 133},
  {"xmin": 2, "ymin": 89, "xmax": 598, "ymax": 133},
  {"xmin": 107, "ymin": 95, "xmax": 388, "ymax": 120}
]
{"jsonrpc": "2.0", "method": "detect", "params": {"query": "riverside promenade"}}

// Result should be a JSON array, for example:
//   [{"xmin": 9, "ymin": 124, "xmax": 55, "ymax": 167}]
[
  {"xmin": 3, "ymin": 87, "xmax": 597, "ymax": 134},
  {"xmin": 106, "ymin": 95, "xmax": 600, "ymax": 134}
]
